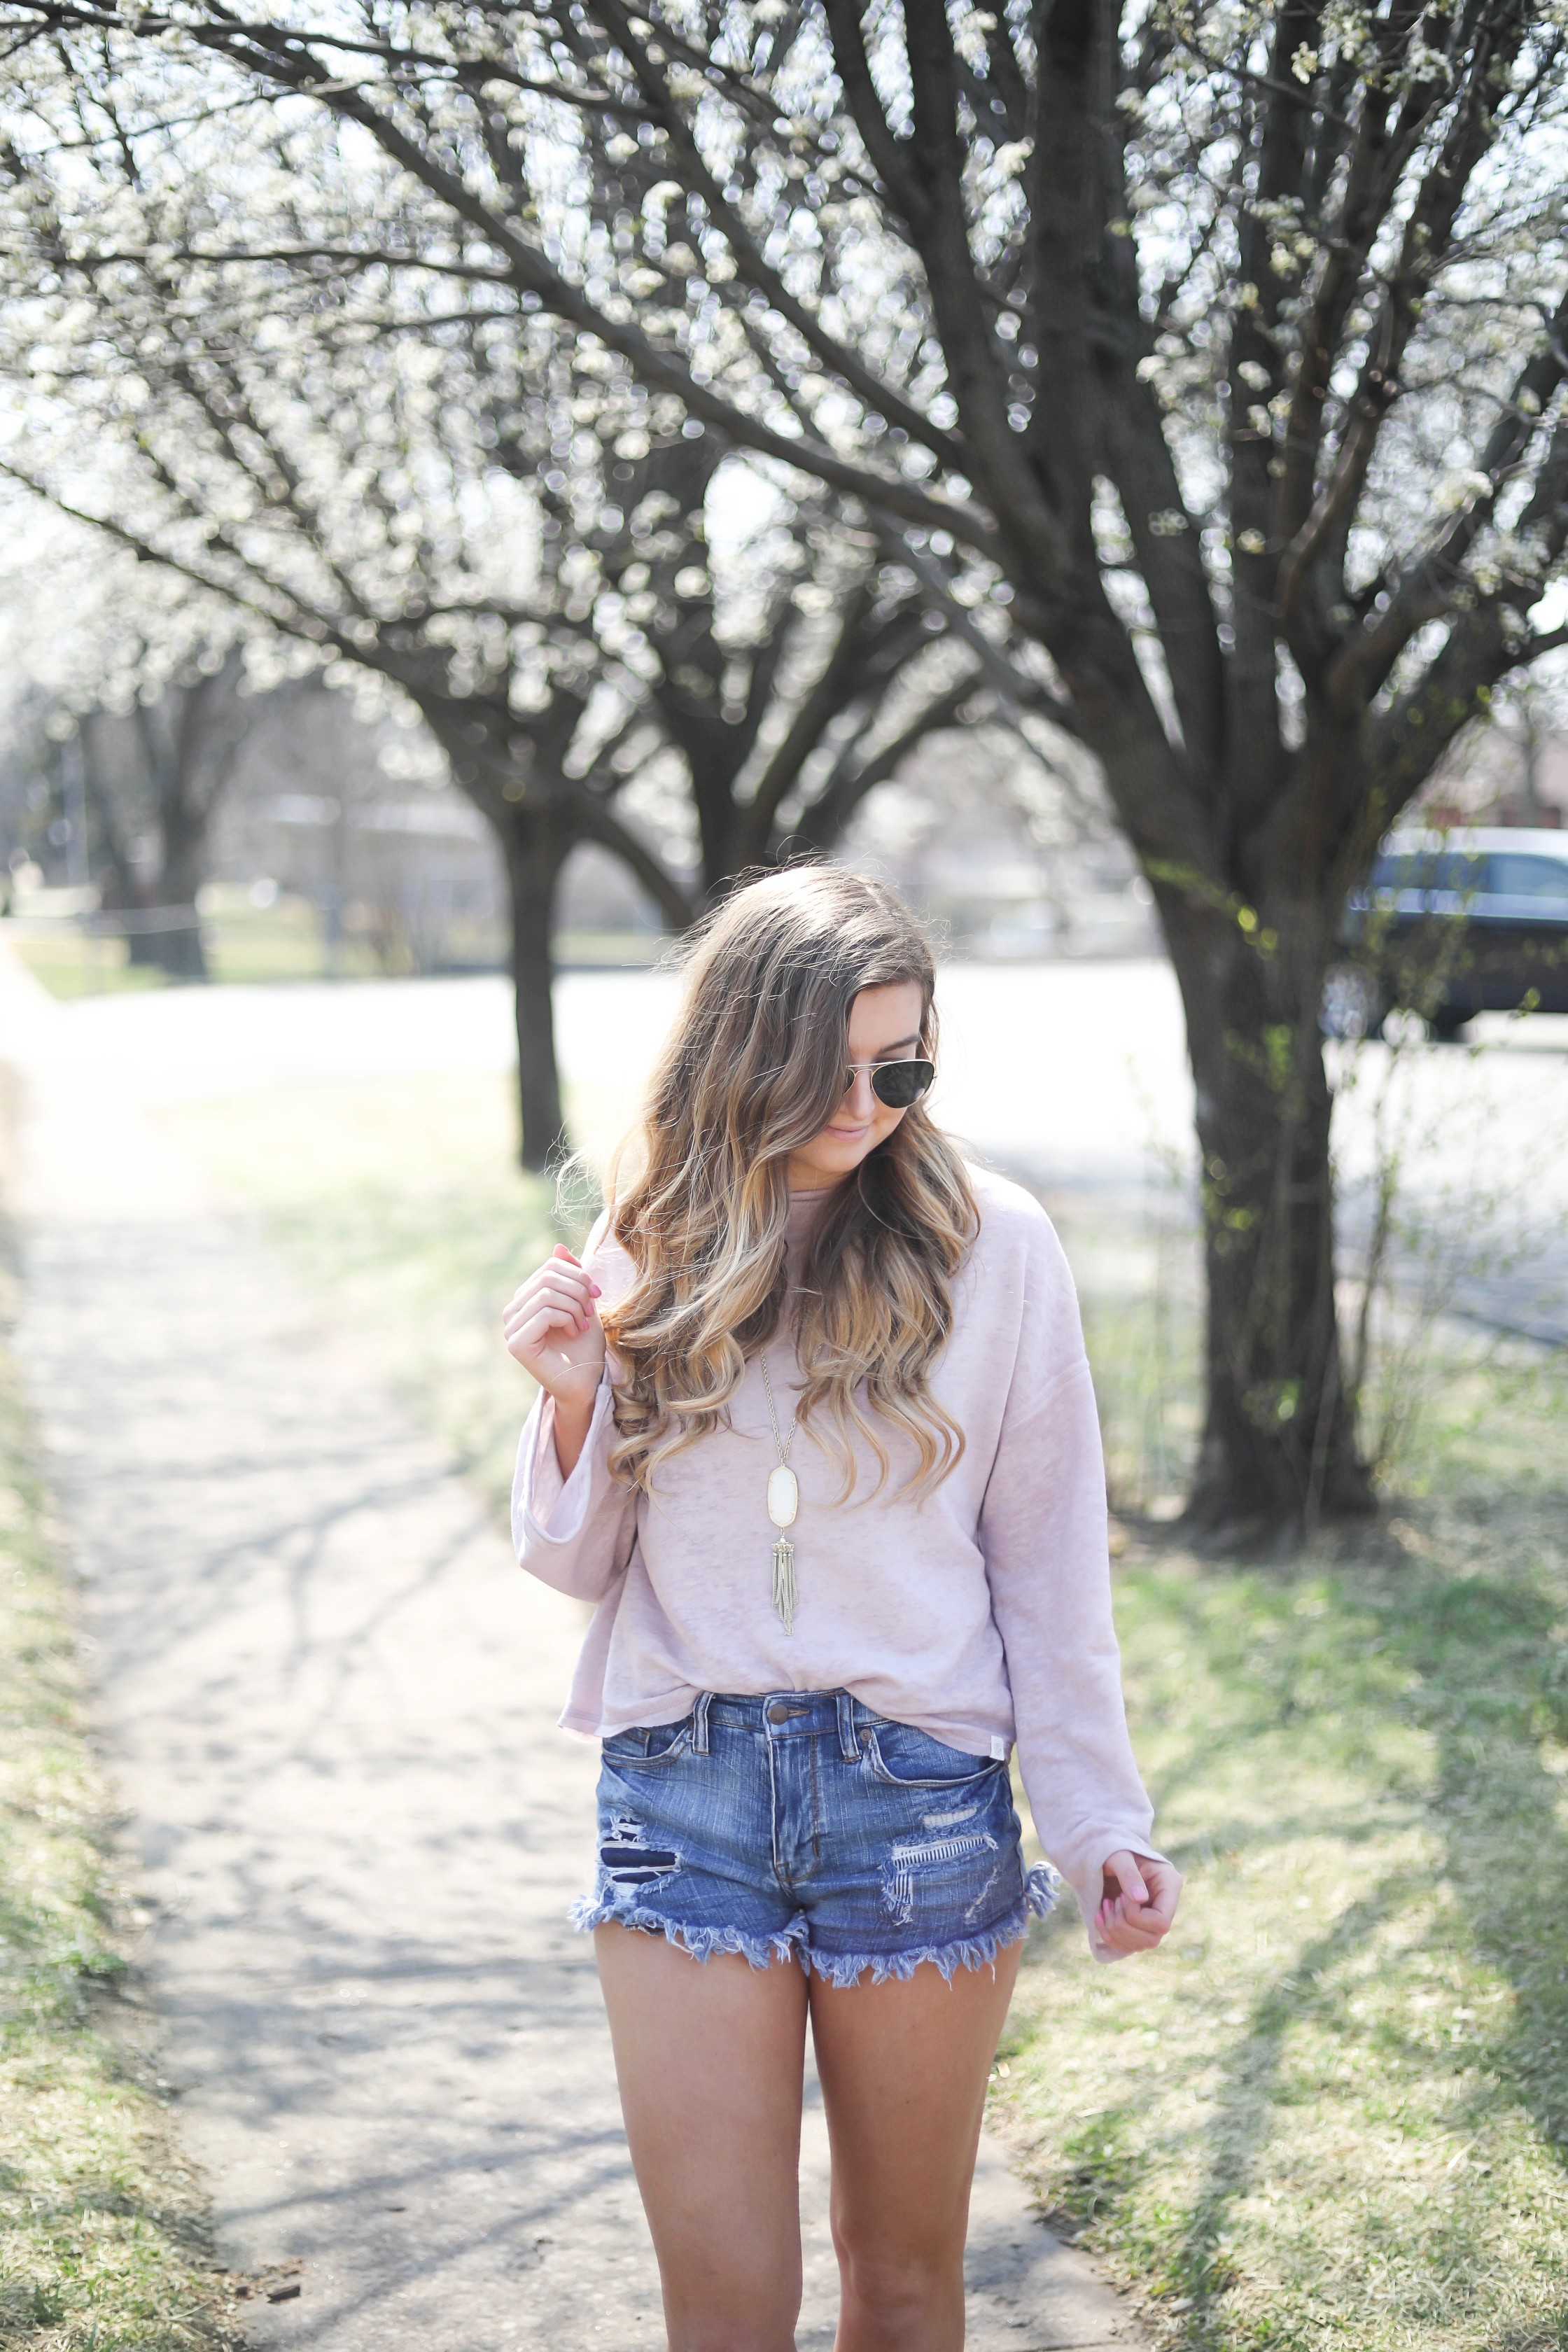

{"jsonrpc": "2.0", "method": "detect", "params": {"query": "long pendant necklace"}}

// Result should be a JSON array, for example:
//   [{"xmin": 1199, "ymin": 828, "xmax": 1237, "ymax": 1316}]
[{"xmin": 759, "ymin": 1351, "xmax": 799, "ymax": 1633}]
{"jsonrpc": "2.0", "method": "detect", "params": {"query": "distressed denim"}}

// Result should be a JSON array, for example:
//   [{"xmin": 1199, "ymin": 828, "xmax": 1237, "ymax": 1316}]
[{"xmin": 572, "ymin": 1689, "xmax": 1056, "ymax": 1987}]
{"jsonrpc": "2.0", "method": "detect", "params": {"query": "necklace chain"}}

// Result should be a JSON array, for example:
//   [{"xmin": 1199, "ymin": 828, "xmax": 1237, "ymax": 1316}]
[{"xmin": 760, "ymin": 1351, "xmax": 797, "ymax": 1466}]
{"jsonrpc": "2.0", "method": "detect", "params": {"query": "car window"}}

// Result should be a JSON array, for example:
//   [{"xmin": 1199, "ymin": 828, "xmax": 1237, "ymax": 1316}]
[
  {"xmin": 1370, "ymin": 852, "xmax": 1487, "ymax": 894},
  {"xmin": 1485, "ymin": 852, "xmax": 1568, "ymax": 901}
]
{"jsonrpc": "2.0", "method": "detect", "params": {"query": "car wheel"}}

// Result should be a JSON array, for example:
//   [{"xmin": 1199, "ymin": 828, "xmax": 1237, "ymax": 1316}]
[{"xmin": 1321, "ymin": 964, "xmax": 1387, "ymax": 1040}]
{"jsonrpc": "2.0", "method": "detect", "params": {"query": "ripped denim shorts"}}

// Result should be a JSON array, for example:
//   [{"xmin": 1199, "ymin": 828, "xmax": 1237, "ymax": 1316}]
[{"xmin": 571, "ymin": 1688, "xmax": 1056, "ymax": 1989}]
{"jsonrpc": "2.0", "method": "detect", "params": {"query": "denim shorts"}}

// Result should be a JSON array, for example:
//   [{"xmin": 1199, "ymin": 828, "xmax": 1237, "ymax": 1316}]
[{"xmin": 571, "ymin": 1689, "xmax": 1056, "ymax": 1988}]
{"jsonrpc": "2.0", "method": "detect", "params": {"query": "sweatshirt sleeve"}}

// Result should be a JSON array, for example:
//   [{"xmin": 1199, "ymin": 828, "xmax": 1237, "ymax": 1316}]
[
  {"xmin": 511, "ymin": 1371, "xmax": 638, "ymax": 1602},
  {"xmin": 977, "ymin": 1210, "xmax": 1166, "ymax": 1962}
]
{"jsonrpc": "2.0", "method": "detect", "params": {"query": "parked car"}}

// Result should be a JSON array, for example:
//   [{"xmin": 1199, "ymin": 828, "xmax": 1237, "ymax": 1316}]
[{"xmin": 1324, "ymin": 826, "xmax": 1568, "ymax": 1040}]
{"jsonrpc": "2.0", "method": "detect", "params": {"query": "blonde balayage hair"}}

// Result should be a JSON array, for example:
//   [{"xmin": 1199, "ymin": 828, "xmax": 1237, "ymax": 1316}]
[{"xmin": 601, "ymin": 865, "xmax": 977, "ymax": 1499}]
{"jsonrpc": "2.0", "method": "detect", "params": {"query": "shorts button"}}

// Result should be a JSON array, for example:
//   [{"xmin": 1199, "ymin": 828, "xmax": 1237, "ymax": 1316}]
[{"xmin": 766, "ymin": 1701, "xmax": 793, "ymax": 1723}]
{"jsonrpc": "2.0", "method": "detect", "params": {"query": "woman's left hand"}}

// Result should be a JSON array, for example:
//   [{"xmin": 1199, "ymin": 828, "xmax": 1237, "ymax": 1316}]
[{"xmin": 1096, "ymin": 1850, "xmax": 1182, "ymax": 1954}]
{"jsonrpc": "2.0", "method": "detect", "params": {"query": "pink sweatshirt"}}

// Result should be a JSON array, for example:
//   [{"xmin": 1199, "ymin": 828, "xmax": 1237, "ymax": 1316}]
[{"xmin": 512, "ymin": 1165, "xmax": 1161, "ymax": 1956}]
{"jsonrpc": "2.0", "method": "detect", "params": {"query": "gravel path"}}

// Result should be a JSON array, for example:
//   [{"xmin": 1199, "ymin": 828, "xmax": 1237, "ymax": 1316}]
[{"xmin": 3, "ymin": 945, "xmax": 1144, "ymax": 2350}]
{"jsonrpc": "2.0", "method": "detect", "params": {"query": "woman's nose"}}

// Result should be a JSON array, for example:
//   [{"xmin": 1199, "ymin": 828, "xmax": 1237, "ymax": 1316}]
[{"xmin": 842, "ymin": 1068, "xmax": 878, "ymax": 1117}]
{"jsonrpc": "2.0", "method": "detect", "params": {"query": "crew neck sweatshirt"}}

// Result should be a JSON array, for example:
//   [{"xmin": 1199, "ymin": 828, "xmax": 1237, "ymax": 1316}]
[{"xmin": 512, "ymin": 1163, "xmax": 1161, "ymax": 1959}]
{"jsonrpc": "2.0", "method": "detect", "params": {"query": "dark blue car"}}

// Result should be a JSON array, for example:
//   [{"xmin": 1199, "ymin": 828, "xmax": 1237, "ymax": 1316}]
[{"xmin": 1326, "ymin": 827, "xmax": 1568, "ymax": 1040}]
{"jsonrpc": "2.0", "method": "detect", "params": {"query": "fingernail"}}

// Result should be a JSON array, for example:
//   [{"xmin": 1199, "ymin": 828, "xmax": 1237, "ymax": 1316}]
[{"xmin": 591, "ymin": 1284, "xmax": 602, "ymax": 1296}]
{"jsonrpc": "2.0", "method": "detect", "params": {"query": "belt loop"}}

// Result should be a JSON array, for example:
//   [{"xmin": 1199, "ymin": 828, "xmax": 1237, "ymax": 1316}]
[
  {"xmin": 692, "ymin": 1692, "xmax": 712, "ymax": 1756},
  {"xmin": 836, "ymin": 1690, "xmax": 860, "ymax": 1763}
]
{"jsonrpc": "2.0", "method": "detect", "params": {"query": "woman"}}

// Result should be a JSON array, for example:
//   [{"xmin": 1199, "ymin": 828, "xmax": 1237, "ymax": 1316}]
[{"xmin": 503, "ymin": 867, "xmax": 1179, "ymax": 2352}]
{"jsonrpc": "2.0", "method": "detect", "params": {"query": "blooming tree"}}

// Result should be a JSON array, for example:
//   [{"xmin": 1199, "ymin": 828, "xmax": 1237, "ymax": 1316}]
[
  {"xmin": 0, "ymin": 286, "xmax": 655, "ymax": 1149},
  {"xmin": 0, "ymin": 527, "xmax": 267, "ymax": 972},
  {"xmin": 6, "ymin": 3, "xmax": 1562, "ymax": 1520},
  {"xmin": 0, "ymin": 71, "xmax": 998, "ymax": 1156},
  {"xmin": 582, "ymin": 425, "xmax": 991, "ymax": 888}
]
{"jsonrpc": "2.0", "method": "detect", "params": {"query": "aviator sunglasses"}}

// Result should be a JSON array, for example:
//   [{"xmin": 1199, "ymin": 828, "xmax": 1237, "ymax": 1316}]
[{"xmin": 844, "ymin": 1056, "xmax": 937, "ymax": 1110}]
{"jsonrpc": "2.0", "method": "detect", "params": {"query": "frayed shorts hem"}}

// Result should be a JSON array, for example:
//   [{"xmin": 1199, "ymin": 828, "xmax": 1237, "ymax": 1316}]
[
  {"xmin": 572, "ymin": 1861, "xmax": 1058, "ymax": 1989},
  {"xmin": 570, "ymin": 1893, "xmax": 806, "ymax": 1970}
]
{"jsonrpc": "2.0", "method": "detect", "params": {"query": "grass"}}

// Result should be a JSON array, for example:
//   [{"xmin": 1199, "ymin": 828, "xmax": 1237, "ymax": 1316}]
[
  {"xmin": 1002, "ymin": 1196, "xmax": 1568, "ymax": 2351},
  {"xmin": 1052, "ymin": 1194, "xmax": 1205, "ymax": 1520},
  {"xmin": 6, "ymin": 895, "xmax": 386, "ymax": 997},
  {"xmin": 159, "ymin": 1074, "xmax": 566, "ymax": 1510},
  {"xmin": 7, "ymin": 902, "xmax": 662, "ymax": 1000},
  {"xmin": 997, "ymin": 1453, "xmax": 1568, "ymax": 2352},
  {"xmin": 159, "ymin": 1071, "xmax": 1568, "ymax": 2351},
  {"xmin": 4, "ymin": 932, "xmax": 167, "ymax": 1002},
  {"xmin": 0, "ymin": 1198, "xmax": 239, "ymax": 2344}
]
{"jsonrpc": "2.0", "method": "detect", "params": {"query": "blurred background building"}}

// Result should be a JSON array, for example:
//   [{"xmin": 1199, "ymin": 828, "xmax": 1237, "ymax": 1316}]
[
  {"xmin": 0, "ymin": 666, "xmax": 1162, "ymax": 988},
  {"xmin": 3, "ymin": 626, "xmax": 1562, "ymax": 1000}
]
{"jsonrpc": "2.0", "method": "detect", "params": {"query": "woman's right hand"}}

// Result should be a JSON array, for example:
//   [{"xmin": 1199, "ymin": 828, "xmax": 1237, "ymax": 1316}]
[{"xmin": 503, "ymin": 1244, "xmax": 607, "ymax": 1421}]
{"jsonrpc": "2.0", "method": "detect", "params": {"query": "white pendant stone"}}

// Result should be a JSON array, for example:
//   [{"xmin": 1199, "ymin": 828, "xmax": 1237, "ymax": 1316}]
[{"xmin": 766, "ymin": 1466, "xmax": 799, "ymax": 1529}]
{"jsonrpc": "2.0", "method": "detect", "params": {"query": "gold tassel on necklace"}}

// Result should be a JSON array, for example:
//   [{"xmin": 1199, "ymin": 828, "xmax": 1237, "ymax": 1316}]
[{"xmin": 771, "ymin": 1536, "xmax": 797, "ymax": 1634}]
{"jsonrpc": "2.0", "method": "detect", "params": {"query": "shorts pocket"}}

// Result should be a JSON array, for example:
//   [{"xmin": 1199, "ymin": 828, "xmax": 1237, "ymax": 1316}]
[
  {"xmin": 601, "ymin": 1717, "xmax": 694, "ymax": 1769},
  {"xmin": 862, "ymin": 1721, "xmax": 1004, "ymax": 1791}
]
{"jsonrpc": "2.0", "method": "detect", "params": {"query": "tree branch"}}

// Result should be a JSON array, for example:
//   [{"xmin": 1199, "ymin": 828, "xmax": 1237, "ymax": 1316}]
[
  {"xmin": 592, "ymin": 0, "xmax": 970, "ymax": 477},
  {"xmin": 153, "ymin": 16, "xmax": 1002, "ymax": 552},
  {"xmin": 792, "ymin": 676, "xmax": 972, "ymax": 852},
  {"xmin": 573, "ymin": 795, "xmax": 696, "ymax": 927}
]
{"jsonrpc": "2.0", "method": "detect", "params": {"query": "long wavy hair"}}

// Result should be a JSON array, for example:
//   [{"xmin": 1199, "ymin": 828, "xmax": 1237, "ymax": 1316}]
[{"xmin": 601, "ymin": 864, "xmax": 977, "ymax": 1500}]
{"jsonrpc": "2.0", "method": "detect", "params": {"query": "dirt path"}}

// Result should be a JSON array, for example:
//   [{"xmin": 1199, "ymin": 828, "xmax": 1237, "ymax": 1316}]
[{"xmin": 3, "ymin": 946, "xmax": 1143, "ymax": 2350}]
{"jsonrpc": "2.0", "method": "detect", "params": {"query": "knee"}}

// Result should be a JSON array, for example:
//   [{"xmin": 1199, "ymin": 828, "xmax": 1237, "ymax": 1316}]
[
  {"xmin": 837, "ymin": 2242, "xmax": 958, "ymax": 2328},
  {"xmin": 668, "ymin": 2320, "xmax": 797, "ymax": 2352},
  {"xmin": 666, "ymin": 2282, "xmax": 800, "ymax": 2352}
]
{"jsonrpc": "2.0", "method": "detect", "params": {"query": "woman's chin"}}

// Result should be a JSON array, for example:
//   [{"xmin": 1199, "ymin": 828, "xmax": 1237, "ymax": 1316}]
[{"xmin": 791, "ymin": 1140, "xmax": 876, "ymax": 1184}]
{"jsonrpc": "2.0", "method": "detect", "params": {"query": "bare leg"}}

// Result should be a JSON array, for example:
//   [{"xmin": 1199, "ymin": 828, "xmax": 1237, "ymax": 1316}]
[
  {"xmin": 809, "ymin": 1943, "xmax": 1021, "ymax": 2352},
  {"xmin": 594, "ymin": 1924, "xmax": 811, "ymax": 2352}
]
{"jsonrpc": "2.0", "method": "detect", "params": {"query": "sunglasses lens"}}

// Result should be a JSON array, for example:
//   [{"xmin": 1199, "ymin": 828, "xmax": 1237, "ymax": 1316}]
[{"xmin": 870, "ymin": 1059, "xmax": 935, "ymax": 1110}]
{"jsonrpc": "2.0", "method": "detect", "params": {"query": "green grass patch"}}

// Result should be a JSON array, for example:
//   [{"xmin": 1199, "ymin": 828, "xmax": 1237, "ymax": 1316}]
[
  {"xmin": 8, "ymin": 897, "xmax": 391, "ymax": 999},
  {"xmin": 1054, "ymin": 1199, "xmax": 1204, "ymax": 1520},
  {"xmin": 0, "ymin": 1242, "xmax": 239, "ymax": 2345},
  {"xmin": 1014, "ymin": 1192, "xmax": 1568, "ymax": 2348},
  {"xmin": 997, "ymin": 1193, "xmax": 1568, "ymax": 2346},
  {"xmin": 4, "ymin": 932, "xmax": 167, "ymax": 1002},
  {"xmin": 160, "ymin": 1070, "xmax": 1568, "ymax": 2351},
  {"xmin": 998, "ymin": 1472, "xmax": 1568, "ymax": 2352},
  {"xmin": 7, "ymin": 904, "xmax": 656, "ymax": 1000},
  {"xmin": 160, "ymin": 1074, "xmax": 566, "ymax": 1511}
]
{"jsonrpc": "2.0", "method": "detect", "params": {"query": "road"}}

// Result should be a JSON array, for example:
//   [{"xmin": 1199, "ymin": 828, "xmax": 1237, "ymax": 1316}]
[
  {"xmin": 1, "ymin": 942, "xmax": 1148, "ymax": 2351},
  {"xmin": 36, "ymin": 954, "xmax": 1568, "ymax": 1340}
]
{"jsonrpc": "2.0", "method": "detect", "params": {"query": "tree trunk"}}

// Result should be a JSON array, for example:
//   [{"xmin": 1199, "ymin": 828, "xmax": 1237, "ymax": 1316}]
[
  {"xmin": 125, "ymin": 922, "xmax": 168, "ymax": 970},
  {"xmin": 150, "ymin": 906, "xmax": 209, "ymax": 980},
  {"xmin": 150, "ymin": 818, "xmax": 211, "ymax": 980},
  {"xmin": 498, "ymin": 806, "xmax": 571, "ymax": 1173},
  {"xmin": 150, "ymin": 882, "xmax": 209, "ymax": 979},
  {"xmin": 77, "ymin": 724, "xmax": 164, "ymax": 967},
  {"xmin": 1159, "ymin": 885, "xmax": 1376, "ymax": 1539}
]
